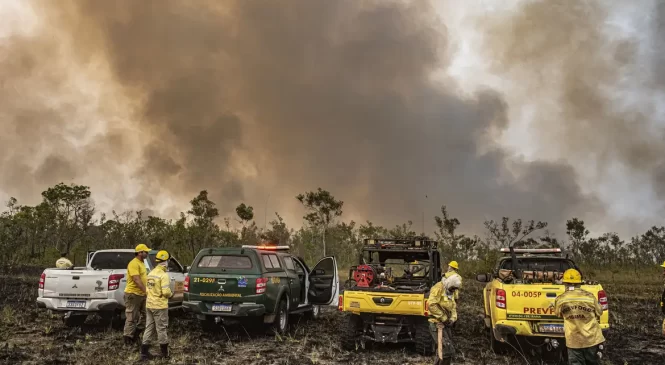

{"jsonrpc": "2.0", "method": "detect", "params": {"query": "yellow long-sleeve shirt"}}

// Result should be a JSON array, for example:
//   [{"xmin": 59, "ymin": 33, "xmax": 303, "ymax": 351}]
[
  {"xmin": 146, "ymin": 265, "xmax": 173, "ymax": 310},
  {"xmin": 554, "ymin": 288, "xmax": 605, "ymax": 349},
  {"xmin": 427, "ymin": 281, "xmax": 457, "ymax": 324}
]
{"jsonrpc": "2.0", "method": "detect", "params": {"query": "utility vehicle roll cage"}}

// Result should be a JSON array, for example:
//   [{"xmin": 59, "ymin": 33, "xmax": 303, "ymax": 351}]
[{"xmin": 356, "ymin": 237, "xmax": 442, "ymax": 287}]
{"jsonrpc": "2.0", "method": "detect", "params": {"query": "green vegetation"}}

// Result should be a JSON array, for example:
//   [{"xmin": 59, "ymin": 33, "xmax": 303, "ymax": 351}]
[{"xmin": 1, "ymin": 183, "xmax": 665, "ymax": 274}]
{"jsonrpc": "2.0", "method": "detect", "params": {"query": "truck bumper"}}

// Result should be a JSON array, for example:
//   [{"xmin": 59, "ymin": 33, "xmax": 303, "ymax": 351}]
[
  {"xmin": 182, "ymin": 301, "xmax": 266, "ymax": 318},
  {"xmin": 493, "ymin": 321, "xmax": 610, "ymax": 341},
  {"xmin": 36, "ymin": 297, "xmax": 121, "ymax": 313}
]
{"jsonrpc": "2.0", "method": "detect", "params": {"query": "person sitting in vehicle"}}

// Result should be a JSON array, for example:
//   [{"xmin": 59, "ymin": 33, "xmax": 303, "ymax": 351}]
[{"xmin": 403, "ymin": 260, "xmax": 425, "ymax": 278}]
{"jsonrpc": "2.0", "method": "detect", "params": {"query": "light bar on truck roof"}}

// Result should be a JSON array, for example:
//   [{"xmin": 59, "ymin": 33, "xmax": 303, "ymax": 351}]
[
  {"xmin": 242, "ymin": 245, "xmax": 290, "ymax": 251},
  {"xmin": 500, "ymin": 248, "xmax": 562, "ymax": 253}
]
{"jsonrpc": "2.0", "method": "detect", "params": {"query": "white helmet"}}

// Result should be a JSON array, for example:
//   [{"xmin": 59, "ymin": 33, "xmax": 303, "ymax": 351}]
[{"xmin": 444, "ymin": 275, "xmax": 462, "ymax": 291}]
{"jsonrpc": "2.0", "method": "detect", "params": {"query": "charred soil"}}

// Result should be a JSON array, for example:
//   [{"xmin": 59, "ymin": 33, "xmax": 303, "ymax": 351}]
[{"xmin": 0, "ymin": 273, "xmax": 662, "ymax": 365}]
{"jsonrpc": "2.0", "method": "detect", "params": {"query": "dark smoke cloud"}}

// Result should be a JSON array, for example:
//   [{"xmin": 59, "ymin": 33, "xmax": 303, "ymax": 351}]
[{"xmin": 0, "ymin": 0, "xmax": 601, "ymax": 235}]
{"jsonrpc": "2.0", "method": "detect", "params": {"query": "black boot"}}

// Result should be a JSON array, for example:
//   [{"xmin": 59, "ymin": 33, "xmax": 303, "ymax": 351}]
[
  {"xmin": 140, "ymin": 344, "xmax": 152, "ymax": 361},
  {"xmin": 123, "ymin": 336, "xmax": 134, "ymax": 346},
  {"xmin": 160, "ymin": 344, "xmax": 170, "ymax": 359}
]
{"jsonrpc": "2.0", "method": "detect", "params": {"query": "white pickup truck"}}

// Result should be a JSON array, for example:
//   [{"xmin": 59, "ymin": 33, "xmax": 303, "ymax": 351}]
[{"xmin": 36, "ymin": 249, "xmax": 189, "ymax": 327}]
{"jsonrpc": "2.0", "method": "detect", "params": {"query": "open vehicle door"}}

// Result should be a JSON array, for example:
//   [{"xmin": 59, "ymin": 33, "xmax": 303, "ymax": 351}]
[{"xmin": 308, "ymin": 256, "xmax": 339, "ymax": 306}]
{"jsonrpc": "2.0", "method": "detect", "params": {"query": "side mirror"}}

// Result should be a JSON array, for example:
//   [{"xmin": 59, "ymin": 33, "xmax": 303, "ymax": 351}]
[{"xmin": 476, "ymin": 274, "xmax": 490, "ymax": 282}]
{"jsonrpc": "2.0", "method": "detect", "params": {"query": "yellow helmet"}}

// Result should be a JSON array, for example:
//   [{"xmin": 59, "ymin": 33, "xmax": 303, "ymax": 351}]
[
  {"xmin": 135, "ymin": 243, "xmax": 151, "ymax": 253},
  {"xmin": 562, "ymin": 269, "xmax": 582, "ymax": 284},
  {"xmin": 155, "ymin": 250, "xmax": 170, "ymax": 262},
  {"xmin": 660, "ymin": 261, "xmax": 665, "ymax": 268},
  {"xmin": 448, "ymin": 261, "xmax": 459, "ymax": 270}
]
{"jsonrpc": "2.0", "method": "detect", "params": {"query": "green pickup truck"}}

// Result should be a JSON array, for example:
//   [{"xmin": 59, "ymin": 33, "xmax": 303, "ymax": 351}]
[{"xmin": 183, "ymin": 244, "xmax": 340, "ymax": 333}]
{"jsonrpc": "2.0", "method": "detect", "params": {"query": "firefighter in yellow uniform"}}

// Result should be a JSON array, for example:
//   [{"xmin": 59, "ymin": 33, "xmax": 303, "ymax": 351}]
[
  {"xmin": 443, "ymin": 261, "xmax": 461, "ymax": 302},
  {"xmin": 124, "ymin": 244, "xmax": 151, "ymax": 345},
  {"xmin": 426, "ymin": 275, "xmax": 460, "ymax": 365},
  {"xmin": 660, "ymin": 261, "xmax": 665, "ymax": 337},
  {"xmin": 55, "ymin": 252, "xmax": 73, "ymax": 269},
  {"xmin": 141, "ymin": 250, "xmax": 173, "ymax": 360},
  {"xmin": 554, "ymin": 269, "xmax": 605, "ymax": 365}
]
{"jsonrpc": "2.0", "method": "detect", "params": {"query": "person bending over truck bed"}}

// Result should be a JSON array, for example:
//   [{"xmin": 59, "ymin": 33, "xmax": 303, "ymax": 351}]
[{"xmin": 427, "ymin": 275, "xmax": 461, "ymax": 365}]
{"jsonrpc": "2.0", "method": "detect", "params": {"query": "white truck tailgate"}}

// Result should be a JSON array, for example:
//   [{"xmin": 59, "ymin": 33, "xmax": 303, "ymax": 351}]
[{"xmin": 43, "ymin": 270, "xmax": 113, "ymax": 301}]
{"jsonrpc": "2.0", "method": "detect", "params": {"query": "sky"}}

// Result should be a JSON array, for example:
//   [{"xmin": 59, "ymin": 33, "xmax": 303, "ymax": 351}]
[{"xmin": 0, "ymin": 0, "xmax": 663, "ymax": 239}]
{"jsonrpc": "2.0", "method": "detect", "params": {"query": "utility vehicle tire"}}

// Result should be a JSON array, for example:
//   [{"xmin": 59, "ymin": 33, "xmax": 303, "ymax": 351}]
[
  {"xmin": 487, "ymin": 327, "xmax": 509, "ymax": 355},
  {"xmin": 272, "ymin": 299, "xmax": 289, "ymax": 335},
  {"xmin": 340, "ymin": 314, "xmax": 363, "ymax": 351},
  {"xmin": 414, "ymin": 318, "xmax": 435, "ymax": 356},
  {"xmin": 63, "ymin": 313, "xmax": 87, "ymax": 328},
  {"xmin": 304, "ymin": 305, "xmax": 321, "ymax": 320}
]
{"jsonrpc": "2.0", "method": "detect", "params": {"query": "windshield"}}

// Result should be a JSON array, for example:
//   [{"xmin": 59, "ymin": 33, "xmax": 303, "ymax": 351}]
[
  {"xmin": 499, "ymin": 258, "xmax": 574, "ymax": 272},
  {"xmin": 90, "ymin": 252, "xmax": 136, "ymax": 270}
]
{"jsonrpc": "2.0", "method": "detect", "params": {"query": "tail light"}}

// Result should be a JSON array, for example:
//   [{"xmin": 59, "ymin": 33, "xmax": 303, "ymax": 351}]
[
  {"xmin": 184, "ymin": 276, "xmax": 190, "ymax": 292},
  {"xmin": 256, "ymin": 278, "xmax": 268, "ymax": 294},
  {"xmin": 338, "ymin": 294, "xmax": 344, "ymax": 311},
  {"xmin": 424, "ymin": 301, "xmax": 429, "ymax": 316},
  {"xmin": 496, "ymin": 289, "xmax": 506, "ymax": 309},
  {"xmin": 39, "ymin": 272, "xmax": 46, "ymax": 289},
  {"xmin": 108, "ymin": 274, "xmax": 124, "ymax": 291},
  {"xmin": 598, "ymin": 290, "xmax": 608, "ymax": 311}
]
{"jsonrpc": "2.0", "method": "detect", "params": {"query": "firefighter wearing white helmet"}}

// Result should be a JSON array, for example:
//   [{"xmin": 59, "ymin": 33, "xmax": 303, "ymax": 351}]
[
  {"xmin": 426, "ymin": 274, "xmax": 461, "ymax": 365},
  {"xmin": 141, "ymin": 250, "xmax": 174, "ymax": 361},
  {"xmin": 443, "ymin": 261, "xmax": 462, "ymax": 302},
  {"xmin": 555, "ymin": 268, "xmax": 605, "ymax": 365}
]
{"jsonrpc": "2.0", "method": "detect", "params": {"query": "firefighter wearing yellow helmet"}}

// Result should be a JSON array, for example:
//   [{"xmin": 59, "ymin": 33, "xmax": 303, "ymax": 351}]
[
  {"xmin": 141, "ymin": 250, "xmax": 173, "ymax": 360},
  {"xmin": 660, "ymin": 261, "xmax": 665, "ymax": 337},
  {"xmin": 555, "ymin": 269, "xmax": 605, "ymax": 365},
  {"xmin": 124, "ymin": 243, "xmax": 151, "ymax": 345},
  {"xmin": 443, "ymin": 261, "xmax": 462, "ymax": 302}
]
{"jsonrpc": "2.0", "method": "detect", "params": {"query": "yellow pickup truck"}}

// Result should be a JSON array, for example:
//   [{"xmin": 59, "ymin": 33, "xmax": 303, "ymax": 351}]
[
  {"xmin": 477, "ymin": 248, "xmax": 609, "ymax": 359},
  {"xmin": 338, "ymin": 238, "xmax": 442, "ymax": 355}
]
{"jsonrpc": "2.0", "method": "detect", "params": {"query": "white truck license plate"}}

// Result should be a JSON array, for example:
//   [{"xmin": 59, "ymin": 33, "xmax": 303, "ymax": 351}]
[
  {"xmin": 539, "ymin": 324, "xmax": 564, "ymax": 333},
  {"xmin": 66, "ymin": 301, "xmax": 86, "ymax": 309},
  {"xmin": 212, "ymin": 304, "xmax": 232, "ymax": 312}
]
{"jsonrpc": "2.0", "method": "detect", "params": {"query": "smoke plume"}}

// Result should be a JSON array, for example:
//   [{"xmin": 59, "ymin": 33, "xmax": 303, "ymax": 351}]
[{"xmin": 6, "ymin": 0, "xmax": 655, "ymax": 237}]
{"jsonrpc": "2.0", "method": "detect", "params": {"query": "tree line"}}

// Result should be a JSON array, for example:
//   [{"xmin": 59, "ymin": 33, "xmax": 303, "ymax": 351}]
[{"xmin": 1, "ymin": 183, "xmax": 664, "ymax": 272}]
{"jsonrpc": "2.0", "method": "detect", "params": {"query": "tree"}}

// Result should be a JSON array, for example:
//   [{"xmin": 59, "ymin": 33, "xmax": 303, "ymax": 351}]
[
  {"xmin": 484, "ymin": 217, "xmax": 548, "ymax": 248},
  {"xmin": 186, "ymin": 190, "xmax": 220, "ymax": 257},
  {"xmin": 566, "ymin": 218, "xmax": 589, "ymax": 258},
  {"xmin": 296, "ymin": 188, "xmax": 343, "ymax": 256},
  {"xmin": 235, "ymin": 203, "xmax": 254, "ymax": 227},
  {"xmin": 41, "ymin": 183, "xmax": 94, "ymax": 255}
]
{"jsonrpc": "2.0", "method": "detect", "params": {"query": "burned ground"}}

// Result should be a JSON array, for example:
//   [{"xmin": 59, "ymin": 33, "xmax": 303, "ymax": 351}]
[{"xmin": 0, "ymin": 272, "xmax": 663, "ymax": 365}]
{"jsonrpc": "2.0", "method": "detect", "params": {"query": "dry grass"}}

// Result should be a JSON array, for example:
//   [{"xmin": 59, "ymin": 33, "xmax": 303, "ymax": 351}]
[{"xmin": 0, "ymin": 272, "xmax": 663, "ymax": 364}]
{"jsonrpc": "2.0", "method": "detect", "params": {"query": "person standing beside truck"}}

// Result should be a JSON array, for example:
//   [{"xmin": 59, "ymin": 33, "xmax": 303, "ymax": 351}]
[
  {"xmin": 55, "ymin": 252, "xmax": 73, "ymax": 269},
  {"xmin": 123, "ymin": 243, "xmax": 151, "ymax": 345},
  {"xmin": 554, "ymin": 269, "xmax": 605, "ymax": 365},
  {"xmin": 426, "ymin": 275, "xmax": 460, "ymax": 365},
  {"xmin": 443, "ymin": 261, "xmax": 461, "ymax": 302},
  {"xmin": 141, "ymin": 250, "xmax": 173, "ymax": 360}
]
